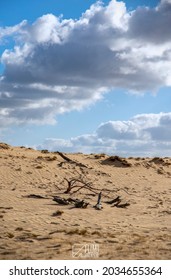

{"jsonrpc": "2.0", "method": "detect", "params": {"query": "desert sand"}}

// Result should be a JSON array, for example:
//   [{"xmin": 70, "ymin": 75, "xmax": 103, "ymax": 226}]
[{"xmin": 0, "ymin": 142, "xmax": 171, "ymax": 260}]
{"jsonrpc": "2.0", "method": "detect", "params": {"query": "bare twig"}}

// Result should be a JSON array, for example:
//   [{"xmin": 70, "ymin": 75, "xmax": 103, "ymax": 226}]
[{"xmin": 63, "ymin": 174, "xmax": 99, "ymax": 194}]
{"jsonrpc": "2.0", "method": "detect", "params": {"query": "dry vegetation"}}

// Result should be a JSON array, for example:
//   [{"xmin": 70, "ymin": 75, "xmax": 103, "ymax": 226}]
[{"xmin": 0, "ymin": 143, "xmax": 171, "ymax": 260}]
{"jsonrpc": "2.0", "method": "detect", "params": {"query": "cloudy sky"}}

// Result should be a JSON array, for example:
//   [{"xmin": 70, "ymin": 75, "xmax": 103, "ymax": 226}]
[{"xmin": 0, "ymin": 0, "xmax": 171, "ymax": 156}]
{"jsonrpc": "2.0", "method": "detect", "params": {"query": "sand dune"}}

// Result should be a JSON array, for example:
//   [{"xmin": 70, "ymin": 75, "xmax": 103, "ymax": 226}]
[{"xmin": 0, "ymin": 143, "xmax": 171, "ymax": 260}]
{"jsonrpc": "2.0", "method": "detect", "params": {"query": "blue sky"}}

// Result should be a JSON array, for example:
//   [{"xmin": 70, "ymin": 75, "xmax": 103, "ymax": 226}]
[
  {"xmin": 0, "ymin": 1, "xmax": 159, "ymax": 25},
  {"xmin": 0, "ymin": 0, "xmax": 171, "ymax": 156}
]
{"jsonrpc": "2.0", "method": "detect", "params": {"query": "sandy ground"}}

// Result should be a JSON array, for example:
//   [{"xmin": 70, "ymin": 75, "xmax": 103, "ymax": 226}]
[{"xmin": 0, "ymin": 143, "xmax": 171, "ymax": 260}]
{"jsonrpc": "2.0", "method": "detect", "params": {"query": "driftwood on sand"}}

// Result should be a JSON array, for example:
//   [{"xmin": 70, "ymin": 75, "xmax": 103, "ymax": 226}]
[
  {"xmin": 113, "ymin": 202, "xmax": 130, "ymax": 208},
  {"xmin": 53, "ymin": 196, "xmax": 70, "ymax": 205},
  {"xmin": 53, "ymin": 196, "xmax": 89, "ymax": 208},
  {"xmin": 74, "ymin": 200, "xmax": 89, "ymax": 208},
  {"xmin": 24, "ymin": 194, "xmax": 48, "ymax": 199},
  {"xmin": 52, "ymin": 189, "xmax": 130, "ymax": 210},
  {"xmin": 105, "ymin": 195, "xmax": 130, "ymax": 208},
  {"xmin": 57, "ymin": 151, "xmax": 88, "ymax": 168},
  {"xmin": 105, "ymin": 196, "xmax": 121, "ymax": 204},
  {"xmin": 94, "ymin": 192, "xmax": 102, "ymax": 210},
  {"xmin": 63, "ymin": 175, "xmax": 99, "ymax": 194}
]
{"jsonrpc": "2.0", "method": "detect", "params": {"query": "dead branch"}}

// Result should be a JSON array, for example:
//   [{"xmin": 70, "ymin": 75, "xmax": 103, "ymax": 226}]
[
  {"xmin": 105, "ymin": 195, "xmax": 130, "ymax": 208},
  {"xmin": 57, "ymin": 151, "xmax": 88, "ymax": 168},
  {"xmin": 53, "ymin": 196, "xmax": 70, "ymax": 205},
  {"xmin": 94, "ymin": 192, "xmax": 103, "ymax": 210},
  {"xmin": 105, "ymin": 196, "xmax": 121, "ymax": 204},
  {"xmin": 24, "ymin": 194, "xmax": 48, "ymax": 199},
  {"xmin": 52, "ymin": 196, "xmax": 89, "ymax": 208},
  {"xmin": 113, "ymin": 202, "xmax": 130, "ymax": 208},
  {"xmin": 74, "ymin": 200, "xmax": 89, "ymax": 208},
  {"xmin": 72, "ymin": 185, "xmax": 98, "ymax": 195},
  {"xmin": 57, "ymin": 151, "xmax": 73, "ymax": 162},
  {"xmin": 63, "ymin": 175, "xmax": 99, "ymax": 194}
]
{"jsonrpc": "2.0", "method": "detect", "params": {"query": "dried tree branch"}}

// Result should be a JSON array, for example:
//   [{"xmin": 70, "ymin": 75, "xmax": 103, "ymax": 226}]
[
  {"xmin": 63, "ymin": 175, "xmax": 100, "ymax": 194},
  {"xmin": 57, "ymin": 151, "xmax": 88, "ymax": 168}
]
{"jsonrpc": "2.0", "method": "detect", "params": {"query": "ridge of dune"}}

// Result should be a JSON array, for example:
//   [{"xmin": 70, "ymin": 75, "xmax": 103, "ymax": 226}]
[{"xmin": 0, "ymin": 143, "xmax": 171, "ymax": 260}]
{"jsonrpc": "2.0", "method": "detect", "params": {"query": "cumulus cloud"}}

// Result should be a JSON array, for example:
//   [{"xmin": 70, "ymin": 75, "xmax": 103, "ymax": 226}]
[
  {"xmin": 0, "ymin": 0, "xmax": 171, "ymax": 125},
  {"xmin": 0, "ymin": 20, "xmax": 27, "ymax": 42},
  {"xmin": 97, "ymin": 120, "xmax": 140, "ymax": 140},
  {"xmin": 128, "ymin": 1, "xmax": 171, "ymax": 44},
  {"xmin": 37, "ymin": 112, "xmax": 171, "ymax": 157}
]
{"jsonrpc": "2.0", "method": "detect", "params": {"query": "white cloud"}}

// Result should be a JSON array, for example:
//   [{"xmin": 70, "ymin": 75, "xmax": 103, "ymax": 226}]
[
  {"xmin": 97, "ymin": 120, "xmax": 140, "ymax": 140},
  {"xmin": 0, "ymin": 20, "xmax": 27, "ymax": 41},
  {"xmin": 128, "ymin": 1, "xmax": 171, "ymax": 44},
  {"xmin": 0, "ymin": 0, "xmax": 171, "ymax": 125},
  {"xmin": 161, "ymin": 0, "xmax": 171, "ymax": 4},
  {"xmin": 37, "ymin": 112, "xmax": 171, "ymax": 157}
]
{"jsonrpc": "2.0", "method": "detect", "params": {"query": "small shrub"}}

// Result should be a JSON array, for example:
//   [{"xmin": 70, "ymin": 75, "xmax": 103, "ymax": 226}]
[
  {"xmin": 41, "ymin": 150, "xmax": 49, "ymax": 154},
  {"xmin": 0, "ymin": 143, "xmax": 10, "ymax": 149},
  {"xmin": 46, "ymin": 156, "xmax": 57, "ymax": 161}
]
